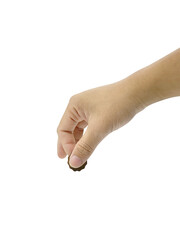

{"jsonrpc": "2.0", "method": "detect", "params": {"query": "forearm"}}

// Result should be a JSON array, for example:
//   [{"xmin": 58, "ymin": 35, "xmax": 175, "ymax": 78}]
[{"xmin": 127, "ymin": 48, "xmax": 180, "ymax": 111}]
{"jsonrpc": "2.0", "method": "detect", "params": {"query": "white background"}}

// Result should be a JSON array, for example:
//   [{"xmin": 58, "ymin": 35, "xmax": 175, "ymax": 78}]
[{"xmin": 0, "ymin": 0, "xmax": 180, "ymax": 239}]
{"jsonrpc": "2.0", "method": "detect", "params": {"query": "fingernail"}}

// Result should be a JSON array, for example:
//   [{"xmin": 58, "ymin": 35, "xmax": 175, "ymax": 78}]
[{"xmin": 70, "ymin": 155, "xmax": 83, "ymax": 168}]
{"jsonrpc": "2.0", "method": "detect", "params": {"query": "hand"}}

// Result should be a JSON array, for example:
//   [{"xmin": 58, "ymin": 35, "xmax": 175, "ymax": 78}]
[
  {"xmin": 57, "ymin": 78, "xmax": 143, "ymax": 168},
  {"xmin": 57, "ymin": 48, "xmax": 180, "ymax": 169}
]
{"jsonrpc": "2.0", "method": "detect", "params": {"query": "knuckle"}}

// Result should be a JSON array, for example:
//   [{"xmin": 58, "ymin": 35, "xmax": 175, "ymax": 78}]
[
  {"xmin": 76, "ymin": 141, "xmax": 94, "ymax": 157},
  {"xmin": 69, "ymin": 94, "xmax": 78, "ymax": 104},
  {"xmin": 68, "ymin": 94, "xmax": 83, "ymax": 114},
  {"xmin": 57, "ymin": 126, "xmax": 63, "ymax": 135},
  {"xmin": 69, "ymin": 94, "xmax": 83, "ymax": 108}
]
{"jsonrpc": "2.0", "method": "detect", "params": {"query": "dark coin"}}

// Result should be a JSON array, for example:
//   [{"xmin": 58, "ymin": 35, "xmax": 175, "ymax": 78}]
[{"xmin": 68, "ymin": 155, "xmax": 87, "ymax": 171}]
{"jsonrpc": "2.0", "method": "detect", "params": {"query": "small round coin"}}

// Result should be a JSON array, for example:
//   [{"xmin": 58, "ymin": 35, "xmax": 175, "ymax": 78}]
[{"xmin": 68, "ymin": 155, "xmax": 87, "ymax": 171}]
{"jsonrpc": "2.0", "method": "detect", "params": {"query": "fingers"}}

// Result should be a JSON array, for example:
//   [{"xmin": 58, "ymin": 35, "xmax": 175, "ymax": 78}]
[
  {"xmin": 74, "ymin": 121, "xmax": 88, "ymax": 142},
  {"xmin": 57, "ymin": 104, "xmax": 79, "ymax": 133},
  {"xmin": 76, "ymin": 120, "xmax": 88, "ymax": 129},
  {"xmin": 69, "ymin": 123, "xmax": 103, "ymax": 168},
  {"xmin": 57, "ymin": 138, "xmax": 66, "ymax": 158},
  {"xmin": 57, "ymin": 101, "xmax": 87, "ymax": 157},
  {"xmin": 58, "ymin": 130, "xmax": 76, "ymax": 156},
  {"xmin": 74, "ymin": 127, "xmax": 84, "ymax": 143},
  {"xmin": 57, "ymin": 96, "xmax": 104, "ymax": 168}
]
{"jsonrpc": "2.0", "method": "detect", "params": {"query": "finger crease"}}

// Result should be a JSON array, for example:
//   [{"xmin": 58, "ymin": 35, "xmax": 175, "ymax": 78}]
[
  {"xmin": 70, "ymin": 117, "xmax": 77, "ymax": 123},
  {"xmin": 73, "ymin": 106, "xmax": 81, "ymax": 119},
  {"xmin": 60, "ymin": 129, "xmax": 73, "ymax": 134}
]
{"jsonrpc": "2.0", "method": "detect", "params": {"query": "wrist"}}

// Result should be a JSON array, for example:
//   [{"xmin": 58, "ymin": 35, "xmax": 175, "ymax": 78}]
[{"xmin": 122, "ymin": 69, "xmax": 161, "ymax": 113}]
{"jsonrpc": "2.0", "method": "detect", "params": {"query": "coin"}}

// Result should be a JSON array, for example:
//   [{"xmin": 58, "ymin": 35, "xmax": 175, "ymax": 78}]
[{"xmin": 68, "ymin": 155, "xmax": 87, "ymax": 171}]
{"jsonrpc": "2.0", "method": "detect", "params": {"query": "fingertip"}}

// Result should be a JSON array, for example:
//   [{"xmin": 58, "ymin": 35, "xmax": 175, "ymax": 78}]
[
  {"xmin": 57, "ymin": 151, "xmax": 67, "ymax": 159},
  {"xmin": 57, "ymin": 140, "xmax": 67, "ymax": 158},
  {"xmin": 63, "ymin": 143, "xmax": 76, "ymax": 157},
  {"xmin": 69, "ymin": 155, "xmax": 83, "ymax": 168}
]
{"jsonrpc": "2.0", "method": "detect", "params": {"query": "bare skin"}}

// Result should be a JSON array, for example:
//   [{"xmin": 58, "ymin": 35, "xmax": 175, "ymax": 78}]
[{"xmin": 57, "ymin": 48, "xmax": 180, "ymax": 168}]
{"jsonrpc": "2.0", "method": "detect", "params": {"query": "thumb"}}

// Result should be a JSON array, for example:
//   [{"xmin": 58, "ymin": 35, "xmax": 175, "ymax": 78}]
[{"xmin": 69, "ymin": 124, "xmax": 102, "ymax": 168}]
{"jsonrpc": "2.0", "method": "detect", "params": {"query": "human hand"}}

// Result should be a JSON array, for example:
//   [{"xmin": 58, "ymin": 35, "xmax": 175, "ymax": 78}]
[
  {"xmin": 57, "ymin": 49, "xmax": 180, "ymax": 169},
  {"xmin": 57, "ymin": 77, "xmax": 143, "ymax": 169}
]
